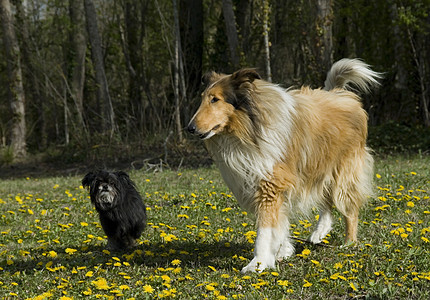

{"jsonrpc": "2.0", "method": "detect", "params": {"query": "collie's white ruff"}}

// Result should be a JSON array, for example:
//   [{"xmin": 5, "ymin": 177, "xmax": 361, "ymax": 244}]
[{"xmin": 188, "ymin": 59, "xmax": 381, "ymax": 273}]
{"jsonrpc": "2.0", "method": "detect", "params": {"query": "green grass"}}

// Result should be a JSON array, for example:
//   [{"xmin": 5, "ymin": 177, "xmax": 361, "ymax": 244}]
[{"xmin": 0, "ymin": 155, "xmax": 429, "ymax": 299}]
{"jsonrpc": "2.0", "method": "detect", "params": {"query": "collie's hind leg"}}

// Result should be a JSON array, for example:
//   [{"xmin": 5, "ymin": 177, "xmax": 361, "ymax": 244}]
[
  {"xmin": 338, "ymin": 150, "xmax": 373, "ymax": 243},
  {"xmin": 334, "ymin": 188, "xmax": 361, "ymax": 243},
  {"xmin": 308, "ymin": 203, "xmax": 333, "ymax": 244},
  {"xmin": 344, "ymin": 207, "xmax": 359, "ymax": 242}
]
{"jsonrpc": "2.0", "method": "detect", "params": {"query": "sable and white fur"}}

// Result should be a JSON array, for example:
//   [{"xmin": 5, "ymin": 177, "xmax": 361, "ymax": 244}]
[{"xmin": 188, "ymin": 59, "xmax": 381, "ymax": 273}]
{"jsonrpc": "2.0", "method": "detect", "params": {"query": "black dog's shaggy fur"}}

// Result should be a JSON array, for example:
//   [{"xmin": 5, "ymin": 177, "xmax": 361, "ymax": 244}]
[{"xmin": 82, "ymin": 170, "xmax": 147, "ymax": 251}]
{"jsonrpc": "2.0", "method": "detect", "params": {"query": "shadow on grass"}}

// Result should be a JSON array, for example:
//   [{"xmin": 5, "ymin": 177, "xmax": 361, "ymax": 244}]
[
  {"xmin": 3, "ymin": 237, "xmax": 347, "ymax": 276},
  {"xmin": 2, "ymin": 239, "xmax": 253, "ymax": 275}
]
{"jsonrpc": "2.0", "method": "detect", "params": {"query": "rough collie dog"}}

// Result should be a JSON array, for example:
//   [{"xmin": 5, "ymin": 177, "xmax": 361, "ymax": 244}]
[
  {"xmin": 187, "ymin": 59, "xmax": 381, "ymax": 273},
  {"xmin": 82, "ymin": 170, "xmax": 147, "ymax": 251}
]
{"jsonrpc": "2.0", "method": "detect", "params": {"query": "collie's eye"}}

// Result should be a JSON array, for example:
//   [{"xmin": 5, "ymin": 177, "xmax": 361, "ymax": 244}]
[{"xmin": 211, "ymin": 97, "xmax": 219, "ymax": 103}]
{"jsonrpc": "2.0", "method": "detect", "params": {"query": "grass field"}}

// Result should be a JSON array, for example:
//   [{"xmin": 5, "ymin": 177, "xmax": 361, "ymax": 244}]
[{"xmin": 0, "ymin": 154, "xmax": 429, "ymax": 299}]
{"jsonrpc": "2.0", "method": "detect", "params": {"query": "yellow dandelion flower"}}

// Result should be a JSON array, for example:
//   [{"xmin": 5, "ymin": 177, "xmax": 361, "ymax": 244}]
[
  {"xmin": 65, "ymin": 248, "xmax": 77, "ymax": 254},
  {"xmin": 171, "ymin": 259, "xmax": 181, "ymax": 266},
  {"xmin": 48, "ymin": 251, "xmax": 57, "ymax": 258},
  {"xmin": 119, "ymin": 285, "xmax": 130, "ymax": 290},
  {"xmin": 334, "ymin": 262, "xmax": 343, "ymax": 269},
  {"xmin": 91, "ymin": 277, "xmax": 110, "ymax": 290},
  {"xmin": 350, "ymin": 282, "xmax": 358, "ymax": 291},
  {"xmin": 208, "ymin": 265, "xmax": 217, "ymax": 272},
  {"xmin": 303, "ymin": 280, "xmax": 312, "ymax": 287},
  {"xmin": 278, "ymin": 280, "xmax": 289, "ymax": 286},
  {"xmin": 82, "ymin": 288, "xmax": 92, "ymax": 296},
  {"xmin": 143, "ymin": 285, "xmax": 154, "ymax": 293},
  {"xmin": 298, "ymin": 248, "xmax": 311, "ymax": 258},
  {"xmin": 319, "ymin": 278, "xmax": 330, "ymax": 284}
]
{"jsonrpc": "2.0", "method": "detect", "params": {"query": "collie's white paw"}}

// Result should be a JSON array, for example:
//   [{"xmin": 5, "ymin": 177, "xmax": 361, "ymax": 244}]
[
  {"xmin": 276, "ymin": 242, "xmax": 295, "ymax": 261},
  {"xmin": 308, "ymin": 211, "xmax": 332, "ymax": 244},
  {"xmin": 241, "ymin": 256, "xmax": 276, "ymax": 273},
  {"xmin": 308, "ymin": 231, "xmax": 325, "ymax": 244}
]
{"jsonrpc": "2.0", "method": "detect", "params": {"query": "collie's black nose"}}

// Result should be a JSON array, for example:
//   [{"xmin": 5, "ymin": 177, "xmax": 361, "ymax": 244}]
[{"xmin": 187, "ymin": 122, "xmax": 196, "ymax": 134}]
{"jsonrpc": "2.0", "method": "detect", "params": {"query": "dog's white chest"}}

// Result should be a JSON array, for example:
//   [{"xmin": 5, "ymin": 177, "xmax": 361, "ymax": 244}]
[
  {"xmin": 215, "ymin": 160, "xmax": 255, "ymax": 210},
  {"xmin": 206, "ymin": 137, "xmax": 272, "ymax": 212}
]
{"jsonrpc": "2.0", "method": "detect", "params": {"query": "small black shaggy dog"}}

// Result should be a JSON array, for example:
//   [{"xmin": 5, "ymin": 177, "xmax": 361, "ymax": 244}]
[{"xmin": 82, "ymin": 170, "xmax": 147, "ymax": 251}]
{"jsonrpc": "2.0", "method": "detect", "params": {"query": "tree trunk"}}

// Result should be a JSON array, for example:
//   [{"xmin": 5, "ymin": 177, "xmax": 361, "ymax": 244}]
[
  {"xmin": 315, "ymin": 0, "xmax": 333, "ymax": 79},
  {"xmin": 222, "ymin": 0, "xmax": 241, "ymax": 69},
  {"xmin": 236, "ymin": 0, "xmax": 251, "ymax": 62},
  {"xmin": 179, "ymin": 0, "xmax": 203, "ymax": 111},
  {"xmin": 1, "ymin": 0, "xmax": 27, "ymax": 158},
  {"xmin": 63, "ymin": 86, "xmax": 69, "ymax": 145},
  {"xmin": 122, "ymin": 0, "xmax": 143, "ymax": 129},
  {"xmin": 69, "ymin": 0, "xmax": 87, "ymax": 132},
  {"xmin": 173, "ymin": 0, "xmax": 184, "ymax": 143},
  {"xmin": 389, "ymin": 3, "xmax": 411, "ymax": 124},
  {"xmin": 426, "ymin": 14, "xmax": 430, "ymax": 127},
  {"xmin": 13, "ymin": 0, "xmax": 47, "ymax": 150},
  {"xmin": 262, "ymin": 0, "xmax": 272, "ymax": 82},
  {"xmin": 84, "ymin": 0, "xmax": 116, "ymax": 135},
  {"xmin": 407, "ymin": 27, "xmax": 430, "ymax": 127}
]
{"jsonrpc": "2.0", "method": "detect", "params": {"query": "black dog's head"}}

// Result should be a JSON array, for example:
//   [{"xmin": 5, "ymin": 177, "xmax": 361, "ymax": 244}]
[{"xmin": 82, "ymin": 170, "xmax": 131, "ymax": 211}]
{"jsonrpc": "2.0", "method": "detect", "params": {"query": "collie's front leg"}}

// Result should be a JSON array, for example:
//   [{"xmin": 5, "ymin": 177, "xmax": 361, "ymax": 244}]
[
  {"xmin": 241, "ymin": 181, "xmax": 286, "ymax": 273},
  {"xmin": 241, "ymin": 227, "xmax": 279, "ymax": 273}
]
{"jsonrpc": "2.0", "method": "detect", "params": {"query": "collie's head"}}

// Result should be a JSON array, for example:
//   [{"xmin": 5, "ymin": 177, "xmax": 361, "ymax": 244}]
[{"xmin": 187, "ymin": 68, "xmax": 261, "ymax": 141}]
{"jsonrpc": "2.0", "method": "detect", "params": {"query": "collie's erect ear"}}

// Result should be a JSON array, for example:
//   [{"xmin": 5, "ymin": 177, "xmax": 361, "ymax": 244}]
[
  {"xmin": 231, "ymin": 68, "xmax": 261, "ymax": 88},
  {"xmin": 82, "ymin": 172, "xmax": 96, "ymax": 189},
  {"xmin": 201, "ymin": 71, "xmax": 218, "ymax": 87}
]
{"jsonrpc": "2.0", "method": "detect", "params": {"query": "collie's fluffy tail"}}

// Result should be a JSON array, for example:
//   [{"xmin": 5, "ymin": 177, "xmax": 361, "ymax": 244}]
[{"xmin": 324, "ymin": 58, "xmax": 382, "ymax": 92}]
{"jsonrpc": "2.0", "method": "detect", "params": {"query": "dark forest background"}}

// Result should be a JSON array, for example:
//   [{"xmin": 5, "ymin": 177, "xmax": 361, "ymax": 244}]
[{"xmin": 1, "ymin": 0, "xmax": 430, "ymax": 169}]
